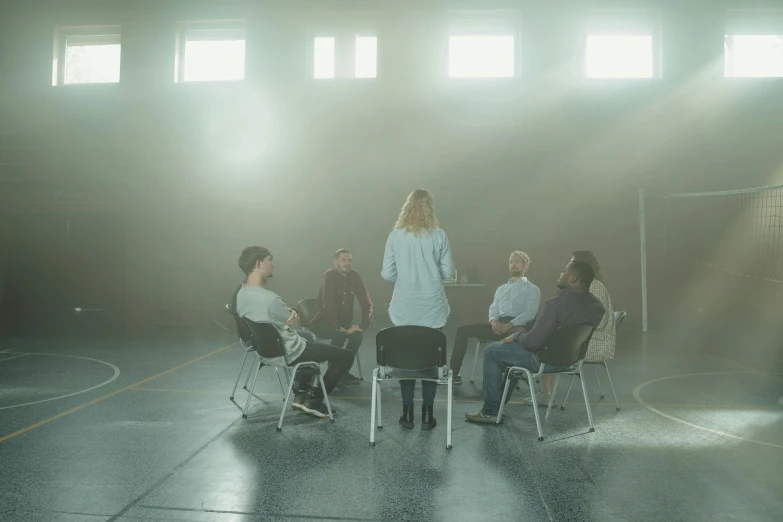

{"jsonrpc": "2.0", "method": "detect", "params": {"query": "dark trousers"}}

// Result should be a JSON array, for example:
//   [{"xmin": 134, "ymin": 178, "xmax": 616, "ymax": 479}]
[
  {"xmin": 291, "ymin": 341, "xmax": 353, "ymax": 396},
  {"xmin": 450, "ymin": 318, "xmax": 514, "ymax": 374},
  {"xmin": 309, "ymin": 322, "xmax": 364, "ymax": 358},
  {"xmin": 400, "ymin": 380, "xmax": 437, "ymax": 406},
  {"xmin": 399, "ymin": 325, "xmax": 443, "ymax": 406}
]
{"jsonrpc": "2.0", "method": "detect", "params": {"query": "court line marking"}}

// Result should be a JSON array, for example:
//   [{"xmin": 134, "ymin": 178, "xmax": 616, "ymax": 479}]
[
  {"xmin": 633, "ymin": 371, "xmax": 783, "ymax": 450},
  {"xmin": 128, "ymin": 387, "xmax": 783, "ymax": 410},
  {"xmin": 136, "ymin": 504, "xmax": 387, "ymax": 521},
  {"xmin": 0, "ymin": 353, "xmax": 120, "ymax": 411},
  {"xmin": 0, "ymin": 342, "xmax": 236, "ymax": 444},
  {"xmin": 0, "ymin": 354, "xmax": 31, "ymax": 363}
]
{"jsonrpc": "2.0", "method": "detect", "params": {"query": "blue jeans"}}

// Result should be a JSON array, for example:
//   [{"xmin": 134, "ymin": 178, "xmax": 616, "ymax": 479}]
[{"xmin": 481, "ymin": 341, "xmax": 560, "ymax": 416}]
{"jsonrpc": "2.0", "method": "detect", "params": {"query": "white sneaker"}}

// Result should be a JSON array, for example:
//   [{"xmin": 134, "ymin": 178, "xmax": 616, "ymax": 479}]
[{"xmin": 522, "ymin": 393, "xmax": 554, "ymax": 407}]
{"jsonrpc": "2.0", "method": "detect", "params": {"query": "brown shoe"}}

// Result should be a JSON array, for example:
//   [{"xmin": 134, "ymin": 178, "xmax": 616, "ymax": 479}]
[
  {"xmin": 465, "ymin": 410, "xmax": 501, "ymax": 424},
  {"xmin": 292, "ymin": 390, "xmax": 309, "ymax": 411}
]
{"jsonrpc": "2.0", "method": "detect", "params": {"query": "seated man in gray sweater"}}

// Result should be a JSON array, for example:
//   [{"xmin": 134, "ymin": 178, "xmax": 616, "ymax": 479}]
[{"xmin": 235, "ymin": 245, "xmax": 353, "ymax": 418}]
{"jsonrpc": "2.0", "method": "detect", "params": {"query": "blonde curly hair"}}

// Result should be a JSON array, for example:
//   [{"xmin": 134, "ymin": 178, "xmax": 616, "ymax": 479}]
[{"xmin": 394, "ymin": 189, "xmax": 439, "ymax": 234}]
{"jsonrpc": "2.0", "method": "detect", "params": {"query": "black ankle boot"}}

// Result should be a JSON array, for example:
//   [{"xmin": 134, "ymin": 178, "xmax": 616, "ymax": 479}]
[
  {"xmin": 421, "ymin": 405, "xmax": 437, "ymax": 430},
  {"xmin": 399, "ymin": 404, "xmax": 414, "ymax": 429}
]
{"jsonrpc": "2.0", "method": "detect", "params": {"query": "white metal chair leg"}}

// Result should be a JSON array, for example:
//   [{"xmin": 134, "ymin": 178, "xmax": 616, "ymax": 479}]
[
  {"xmin": 230, "ymin": 350, "xmax": 251, "ymax": 400},
  {"xmin": 578, "ymin": 369, "xmax": 596, "ymax": 433},
  {"xmin": 369, "ymin": 368, "xmax": 379, "ymax": 446},
  {"xmin": 545, "ymin": 374, "xmax": 560, "ymax": 420},
  {"xmin": 603, "ymin": 361, "xmax": 620, "ymax": 411},
  {"xmin": 527, "ymin": 370, "xmax": 544, "ymax": 441},
  {"xmin": 355, "ymin": 355, "xmax": 364, "ymax": 381},
  {"xmin": 470, "ymin": 340, "xmax": 481, "ymax": 383},
  {"xmin": 376, "ymin": 378, "xmax": 383, "ymax": 429},
  {"xmin": 446, "ymin": 372, "xmax": 453, "ymax": 449},
  {"xmin": 242, "ymin": 360, "xmax": 262, "ymax": 419},
  {"xmin": 242, "ymin": 354, "xmax": 256, "ymax": 390},
  {"xmin": 276, "ymin": 366, "xmax": 299, "ymax": 431},
  {"xmin": 496, "ymin": 376, "xmax": 513, "ymax": 423},
  {"xmin": 274, "ymin": 367, "xmax": 287, "ymax": 399},
  {"xmin": 317, "ymin": 373, "xmax": 334, "ymax": 422},
  {"xmin": 593, "ymin": 364, "xmax": 605, "ymax": 399},
  {"xmin": 561, "ymin": 375, "xmax": 576, "ymax": 411}
]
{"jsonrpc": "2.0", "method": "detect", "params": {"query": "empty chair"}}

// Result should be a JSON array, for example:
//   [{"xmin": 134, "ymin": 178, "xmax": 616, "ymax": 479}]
[
  {"xmin": 496, "ymin": 324, "xmax": 595, "ymax": 441},
  {"xmin": 369, "ymin": 326, "xmax": 453, "ymax": 449},
  {"xmin": 296, "ymin": 298, "xmax": 364, "ymax": 381},
  {"xmin": 242, "ymin": 318, "xmax": 334, "ymax": 430},
  {"xmin": 561, "ymin": 310, "xmax": 626, "ymax": 412},
  {"xmin": 225, "ymin": 304, "xmax": 287, "ymax": 402}
]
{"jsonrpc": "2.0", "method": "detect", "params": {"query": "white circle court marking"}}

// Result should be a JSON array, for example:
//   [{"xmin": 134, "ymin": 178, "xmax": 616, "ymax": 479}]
[
  {"xmin": 0, "ymin": 352, "xmax": 120, "ymax": 410},
  {"xmin": 633, "ymin": 371, "xmax": 783, "ymax": 450}
]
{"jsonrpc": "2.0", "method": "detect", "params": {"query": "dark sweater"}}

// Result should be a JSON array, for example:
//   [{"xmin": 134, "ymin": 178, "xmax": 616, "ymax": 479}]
[
  {"xmin": 512, "ymin": 288, "xmax": 605, "ymax": 351},
  {"xmin": 309, "ymin": 269, "xmax": 373, "ymax": 331}
]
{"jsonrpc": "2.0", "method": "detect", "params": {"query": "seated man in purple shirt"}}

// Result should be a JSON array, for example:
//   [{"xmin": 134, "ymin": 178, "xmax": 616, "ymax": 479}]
[{"xmin": 465, "ymin": 260, "xmax": 605, "ymax": 424}]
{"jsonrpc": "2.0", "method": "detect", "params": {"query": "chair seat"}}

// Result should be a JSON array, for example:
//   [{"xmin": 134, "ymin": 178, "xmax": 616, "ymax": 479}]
[
  {"xmin": 381, "ymin": 367, "xmax": 443, "ymax": 381},
  {"xmin": 584, "ymin": 357, "xmax": 613, "ymax": 364},
  {"xmin": 507, "ymin": 364, "xmax": 577, "ymax": 379}
]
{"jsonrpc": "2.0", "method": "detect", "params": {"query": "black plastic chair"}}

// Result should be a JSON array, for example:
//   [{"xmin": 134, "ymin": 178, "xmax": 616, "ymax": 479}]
[
  {"xmin": 243, "ymin": 318, "xmax": 334, "ymax": 430},
  {"xmin": 296, "ymin": 298, "xmax": 364, "ymax": 381},
  {"xmin": 297, "ymin": 298, "xmax": 319, "ymax": 326},
  {"xmin": 370, "ymin": 326, "xmax": 453, "ymax": 449},
  {"xmin": 225, "ymin": 304, "xmax": 287, "ymax": 403},
  {"xmin": 496, "ymin": 324, "xmax": 595, "ymax": 441},
  {"xmin": 561, "ymin": 310, "xmax": 626, "ymax": 412}
]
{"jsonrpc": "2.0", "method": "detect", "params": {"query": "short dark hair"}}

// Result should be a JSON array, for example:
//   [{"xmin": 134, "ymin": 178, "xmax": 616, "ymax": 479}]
[
  {"xmin": 334, "ymin": 248, "xmax": 350, "ymax": 260},
  {"xmin": 238, "ymin": 245, "xmax": 271, "ymax": 276},
  {"xmin": 572, "ymin": 249, "xmax": 603, "ymax": 282},
  {"xmin": 568, "ymin": 260, "xmax": 595, "ymax": 289}
]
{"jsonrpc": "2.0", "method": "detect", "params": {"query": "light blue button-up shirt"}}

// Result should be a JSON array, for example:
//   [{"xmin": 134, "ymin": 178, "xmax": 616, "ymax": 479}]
[
  {"xmin": 488, "ymin": 277, "xmax": 541, "ymax": 326},
  {"xmin": 381, "ymin": 227, "xmax": 455, "ymax": 328}
]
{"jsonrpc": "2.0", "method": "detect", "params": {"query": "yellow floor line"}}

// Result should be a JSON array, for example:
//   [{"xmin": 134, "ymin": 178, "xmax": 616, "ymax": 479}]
[{"xmin": 0, "ymin": 342, "xmax": 237, "ymax": 444}]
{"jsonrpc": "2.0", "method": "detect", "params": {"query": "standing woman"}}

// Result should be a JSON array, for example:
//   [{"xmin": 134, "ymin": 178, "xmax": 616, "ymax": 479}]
[{"xmin": 381, "ymin": 189, "xmax": 455, "ymax": 430}]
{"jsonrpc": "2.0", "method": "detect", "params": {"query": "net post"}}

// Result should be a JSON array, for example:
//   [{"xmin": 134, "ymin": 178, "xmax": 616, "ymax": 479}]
[{"xmin": 639, "ymin": 189, "xmax": 648, "ymax": 333}]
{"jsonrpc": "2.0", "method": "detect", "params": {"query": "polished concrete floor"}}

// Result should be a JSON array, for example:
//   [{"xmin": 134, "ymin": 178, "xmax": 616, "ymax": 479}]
[{"xmin": 1, "ymin": 323, "xmax": 782, "ymax": 522}]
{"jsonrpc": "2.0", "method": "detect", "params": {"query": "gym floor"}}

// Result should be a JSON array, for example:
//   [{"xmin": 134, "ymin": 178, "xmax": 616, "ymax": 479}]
[{"xmin": 1, "ymin": 323, "xmax": 782, "ymax": 522}]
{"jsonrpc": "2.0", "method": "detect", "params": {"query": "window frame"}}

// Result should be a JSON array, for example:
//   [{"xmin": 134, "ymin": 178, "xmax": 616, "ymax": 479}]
[
  {"xmin": 723, "ymin": 11, "xmax": 783, "ymax": 78},
  {"xmin": 724, "ymin": 34, "xmax": 783, "ymax": 78},
  {"xmin": 308, "ymin": 17, "xmax": 379, "ymax": 80},
  {"xmin": 581, "ymin": 11, "xmax": 662, "ymax": 80},
  {"xmin": 52, "ymin": 25, "xmax": 122, "ymax": 86},
  {"xmin": 444, "ymin": 12, "xmax": 521, "ymax": 79},
  {"xmin": 174, "ymin": 20, "xmax": 247, "ymax": 83}
]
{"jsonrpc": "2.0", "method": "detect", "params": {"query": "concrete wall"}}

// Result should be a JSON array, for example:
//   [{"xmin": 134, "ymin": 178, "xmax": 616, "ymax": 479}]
[{"xmin": 1, "ymin": 0, "xmax": 782, "ymax": 332}]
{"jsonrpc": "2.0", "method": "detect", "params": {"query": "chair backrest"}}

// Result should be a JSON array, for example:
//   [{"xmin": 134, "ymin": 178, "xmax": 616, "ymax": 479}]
[
  {"xmin": 375, "ymin": 326, "xmax": 447, "ymax": 370},
  {"xmin": 614, "ymin": 310, "xmax": 627, "ymax": 331},
  {"xmin": 297, "ymin": 298, "xmax": 319, "ymax": 326},
  {"xmin": 226, "ymin": 304, "xmax": 253, "ymax": 348},
  {"xmin": 243, "ymin": 319, "xmax": 287, "ymax": 359},
  {"xmin": 537, "ymin": 324, "xmax": 595, "ymax": 368}
]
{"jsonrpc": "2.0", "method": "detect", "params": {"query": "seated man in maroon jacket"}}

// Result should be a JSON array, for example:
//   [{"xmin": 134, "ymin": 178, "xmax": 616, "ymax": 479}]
[{"xmin": 306, "ymin": 249, "xmax": 373, "ymax": 385}]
